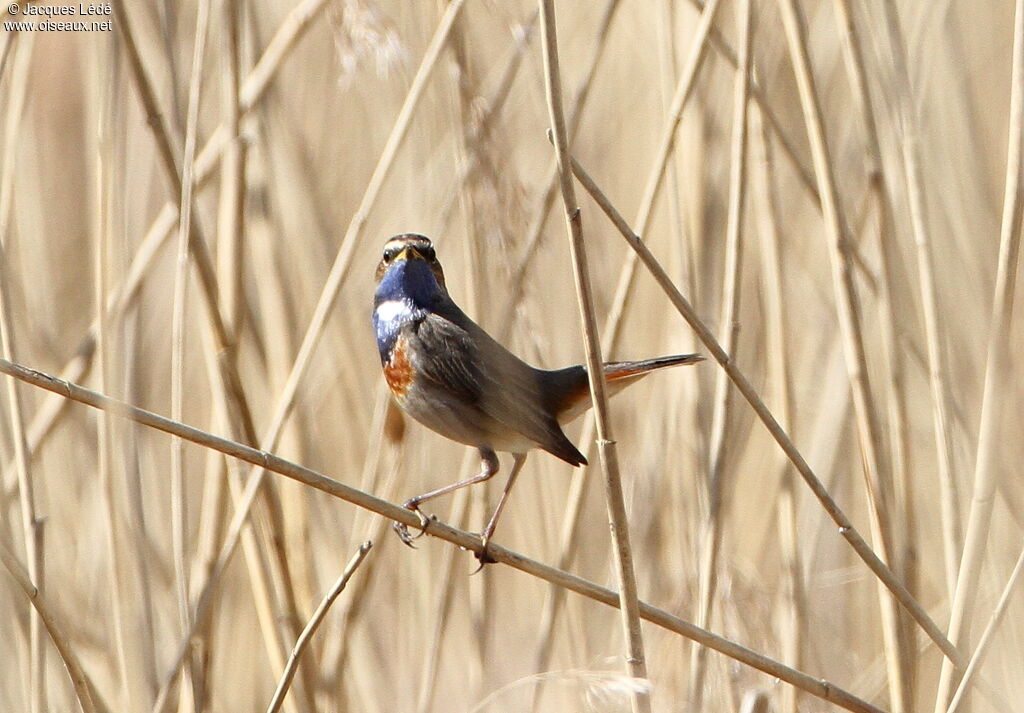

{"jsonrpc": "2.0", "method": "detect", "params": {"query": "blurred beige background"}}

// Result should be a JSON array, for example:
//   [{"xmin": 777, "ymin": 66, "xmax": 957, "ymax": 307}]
[{"xmin": 1, "ymin": 1, "xmax": 1021, "ymax": 712}]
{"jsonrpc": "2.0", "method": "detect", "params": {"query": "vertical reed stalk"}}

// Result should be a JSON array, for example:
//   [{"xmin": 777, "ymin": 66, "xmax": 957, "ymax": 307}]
[
  {"xmin": 751, "ymin": 106, "xmax": 804, "ymax": 713},
  {"xmin": 879, "ymin": 0, "xmax": 962, "ymax": 606},
  {"xmin": 934, "ymin": 0, "xmax": 1024, "ymax": 707},
  {"xmin": 0, "ymin": 29, "xmax": 44, "ymax": 713},
  {"xmin": 689, "ymin": 0, "xmax": 750, "ymax": 705},
  {"xmin": 775, "ymin": 1, "xmax": 908, "ymax": 709},
  {"xmin": 539, "ymin": 2, "xmax": 650, "ymax": 711}
]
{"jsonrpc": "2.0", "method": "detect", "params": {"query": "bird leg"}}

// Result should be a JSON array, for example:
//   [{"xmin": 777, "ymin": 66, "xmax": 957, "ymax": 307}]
[
  {"xmin": 474, "ymin": 452, "xmax": 528, "ymax": 566},
  {"xmin": 393, "ymin": 448, "xmax": 500, "ymax": 547}
]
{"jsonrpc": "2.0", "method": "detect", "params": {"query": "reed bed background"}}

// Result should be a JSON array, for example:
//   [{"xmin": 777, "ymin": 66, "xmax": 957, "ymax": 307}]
[{"xmin": 1, "ymin": 1, "xmax": 1022, "ymax": 712}]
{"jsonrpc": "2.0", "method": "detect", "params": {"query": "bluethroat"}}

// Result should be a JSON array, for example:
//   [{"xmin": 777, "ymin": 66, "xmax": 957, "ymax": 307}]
[{"xmin": 373, "ymin": 233, "xmax": 702, "ymax": 559}]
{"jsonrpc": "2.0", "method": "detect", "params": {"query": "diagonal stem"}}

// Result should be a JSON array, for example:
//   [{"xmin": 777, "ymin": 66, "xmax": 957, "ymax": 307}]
[
  {"xmin": 0, "ymin": 355, "xmax": 888, "ymax": 713},
  {"xmin": 559, "ymin": 146, "xmax": 965, "ymax": 670}
]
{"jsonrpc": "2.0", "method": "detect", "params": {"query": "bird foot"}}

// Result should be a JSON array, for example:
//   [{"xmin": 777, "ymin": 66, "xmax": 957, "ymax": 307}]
[
  {"xmin": 393, "ymin": 504, "xmax": 434, "ymax": 547},
  {"xmin": 470, "ymin": 534, "xmax": 498, "ymax": 573}
]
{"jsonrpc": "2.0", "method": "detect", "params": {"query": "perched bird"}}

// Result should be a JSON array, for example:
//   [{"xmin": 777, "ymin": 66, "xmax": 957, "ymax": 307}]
[{"xmin": 372, "ymin": 233, "xmax": 701, "ymax": 559}]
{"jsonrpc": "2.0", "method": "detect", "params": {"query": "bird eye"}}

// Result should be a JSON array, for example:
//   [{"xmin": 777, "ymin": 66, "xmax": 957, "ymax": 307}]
[
  {"xmin": 421, "ymin": 246, "xmax": 436, "ymax": 261},
  {"xmin": 383, "ymin": 247, "xmax": 399, "ymax": 264}
]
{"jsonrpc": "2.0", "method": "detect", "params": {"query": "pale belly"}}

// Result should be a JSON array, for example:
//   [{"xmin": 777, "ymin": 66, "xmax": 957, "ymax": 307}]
[{"xmin": 395, "ymin": 381, "xmax": 538, "ymax": 455}]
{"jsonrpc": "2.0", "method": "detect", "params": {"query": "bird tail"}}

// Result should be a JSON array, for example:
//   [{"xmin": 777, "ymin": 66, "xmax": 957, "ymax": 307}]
[
  {"xmin": 545, "ymin": 353, "xmax": 703, "ymax": 424},
  {"xmin": 602, "ymin": 353, "xmax": 704, "ymax": 381}
]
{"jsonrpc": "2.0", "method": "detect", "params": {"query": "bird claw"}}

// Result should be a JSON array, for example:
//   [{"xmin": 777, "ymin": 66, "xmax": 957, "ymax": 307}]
[
  {"xmin": 393, "ymin": 505, "xmax": 434, "ymax": 547},
  {"xmin": 470, "ymin": 534, "xmax": 497, "ymax": 573}
]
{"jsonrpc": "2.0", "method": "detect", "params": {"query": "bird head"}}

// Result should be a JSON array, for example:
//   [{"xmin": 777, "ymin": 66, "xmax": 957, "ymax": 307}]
[{"xmin": 374, "ymin": 234, "xmax": 448, "ymax": 305}]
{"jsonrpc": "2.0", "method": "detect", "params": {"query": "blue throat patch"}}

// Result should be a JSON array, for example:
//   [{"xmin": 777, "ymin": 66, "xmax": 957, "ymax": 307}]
[{"xmin": 373, "ymin": 258, "xmax": 441, "ymax": 362}]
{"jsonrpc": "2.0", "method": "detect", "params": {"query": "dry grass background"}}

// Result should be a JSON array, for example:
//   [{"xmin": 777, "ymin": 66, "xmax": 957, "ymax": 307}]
[{"xmin": 1, "ymin": 1, "xmax": 1023, "ymax": 712}]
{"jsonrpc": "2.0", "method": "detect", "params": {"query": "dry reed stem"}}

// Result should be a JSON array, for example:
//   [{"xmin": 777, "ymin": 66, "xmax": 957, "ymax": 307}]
[
  {"xmin": 0, "ymin": 204, "xmax": 175, "ymax": 491},
  {"xmin": 683, "ymin": 0, "xmax": 817, "ymax": 200},
  {"xmin": 493, "ymin": 0, "xmax": 621, "ymax": 334},
  {"xmin": 0, "ymin": 28, "xmax": 45, "ymax": 713},
  {"xmin": 832, "ymin": 0, "xmax": 919, "ymax": 703},
  {"xmin": 528, "ymin": 3, "xmax": 717, "ymax": 695},
  {"xmin": 945, "ymin": 542, "xmax": 1024, "ymax": 713},
  {"xmin": 216, "ymin": 0, "xmax": 247, "ymax": 342},
  {"xmin": 468, "ymin": 5, "xmax": 626, "ymax": 704},
  {"xmin": 751, "ymin": 106, "xmax": 803, "ymax": 713},
  {"xmin": 254, "ymin": 0, "xmax": 465, "ymax": 462},
  {"xmin": 934, "ymin": 0, "xmax": 1024, "ymax": 707},
  {"xmin": 3, "ymin": 0, "xmax": 332, "ymax": 493},
  {"xmin": 539, "ymin": 3, "xmax": 651, "ymax": 712},
  {"xmin": 265, "ymin": 541, "xmax": 373, "ymax": 713},
  {"xmin": 119, "ymin": 5, "xmax": 312, "ymax": 706},
  {"xmin": 169, "ymin": 5, "xmax": 211, "ymax": 706},
  {"xmin": 560, "ymin": 148, "xmax": 964, "ymax": 668},
  {"xmin": 0, "ymin": 356, "xmax": 888, "ymax": 713},
  {"xmin": 879, "ymin": 0, "xmax": 962, "ymax": 606},
  {"xmin": 150, "ymin": 5, "xmax": 467, "ymax": 704},
  {"xmin": 832, "ymin": 0, "xmax": 918, "ymax": 657},
  {"xmin": 689, "ymin": 0, "xmax": 750, "ymax": 705},
  {"xmin": 91, "ymin": 42, "xmax": 135, "ymax": 712},
  {"xmin": 0, "ymin": 541, "xmax": 102, "ymax": 713},
  {"xmin": 414, "ymin": 479, "xmax": 474, "ymax": 713},
  {"xmin": 775, "ymin": 1, "xmax": 909, "ymax": 709},
  {"xmin": 530, "ymin": 6, "xmax": 721, "ymax": 692}
]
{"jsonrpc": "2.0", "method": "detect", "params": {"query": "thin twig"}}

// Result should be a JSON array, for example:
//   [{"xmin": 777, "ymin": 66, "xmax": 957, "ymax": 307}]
[
  {"xmin": 946, "ymin": 541, "xmax": 1024, "ymax": 713},
  {"xmin": 0, "ymin": 541, "xmax": 102, "ymax": 713},
  {"xmin": 92, "ymin": 37, "xmax": 133, "ymax": 713},
  {"xmin": 265, "ymin": 542, "xmax": 373, "ymax": 713},
  {"xmin": 150, "ymin": 4, "xmax": 467, "ymax": 705},
  {"xmin": 879, "ymin": 0, "xmax": 962, "ymax": 607},
  {"xmin": 775, "ymin": 2, "xmax": 908, "ymax": 708},
  {"xmin": 169, "ymin": 0, "xmax": 211, "ymax": 696},
  {"xmin": 832, "ymin": 1, "xmax": 917, "ymax": 676},
  {"xmin": 0, "ymin": 356, "xmax": 888, "ymax": 713},
  {"xmin": 689, "ymin": 0, "xmax": 750, "ymax": 705},
  {"xmin": 0, "ymin": 28, "xmax": 44, "ymax": 713},
  {"xmin": 934, "ymin": 0, "xmax": 1024, "ymax": 707},
  {"xmin": 751, "ymin": 105, "xmax": 804, "ymax": 713}
]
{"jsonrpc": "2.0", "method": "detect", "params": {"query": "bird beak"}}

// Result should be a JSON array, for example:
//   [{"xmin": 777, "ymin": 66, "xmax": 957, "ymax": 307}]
[{"xmin": 395, "ymin": 246, "xmax": 424, "ymax": 262}]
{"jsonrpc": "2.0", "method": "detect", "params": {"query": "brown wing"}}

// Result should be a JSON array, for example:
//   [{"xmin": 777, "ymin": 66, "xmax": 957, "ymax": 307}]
[{"xmin": 413, "ymin": 309, "xmax": 587, "ymax": 466}]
